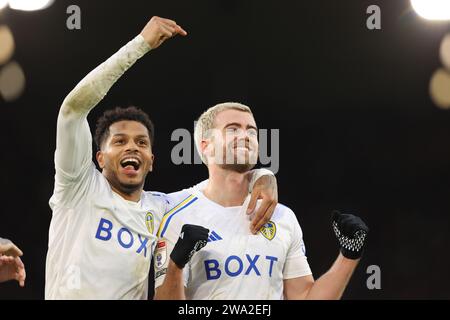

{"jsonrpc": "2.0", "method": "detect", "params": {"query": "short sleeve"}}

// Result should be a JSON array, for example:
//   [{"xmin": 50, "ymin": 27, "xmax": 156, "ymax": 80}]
[{"xmin": 283, "ymin": 210, "xmax": 313, "ymax": 280}]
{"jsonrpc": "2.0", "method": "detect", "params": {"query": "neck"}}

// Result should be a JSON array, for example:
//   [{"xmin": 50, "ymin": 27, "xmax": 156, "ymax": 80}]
[
  {"xmin": 111, "ymin": 185, "xmax": 142, "ymax": 202},
  {"xmin": 203, "ymin": 166, "xmax": 250, "ymax": 207},
  {"xmin": 104, "ymin": 173, "xmax": 143, "ymax": 202}
]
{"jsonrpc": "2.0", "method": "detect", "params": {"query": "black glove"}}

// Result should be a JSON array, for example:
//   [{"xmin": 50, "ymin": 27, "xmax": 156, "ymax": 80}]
[
  {"xmin": 332, "ymin": 210, "xmax": 369, "ymax": 260},
  {"xmin": 170, "ymin": 224, "xmax": 209, "ymax": 269}
]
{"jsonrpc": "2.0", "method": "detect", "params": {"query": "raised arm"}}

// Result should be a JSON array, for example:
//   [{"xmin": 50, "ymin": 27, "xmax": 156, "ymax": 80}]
[
  {"xmin": 284, "ymin": 253, "xmax": 359, "ymax": 300},
  {"xmin": 284, "ymin": 210, "xmax": 369, "ymax": 300},
  {"xmin": 55, "ymin": 16, "xmax": 186, "ymax": 178}
]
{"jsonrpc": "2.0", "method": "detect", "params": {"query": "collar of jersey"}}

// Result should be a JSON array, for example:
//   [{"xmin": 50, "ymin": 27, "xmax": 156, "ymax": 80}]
[
  {"xmin": 193, "ymin": 189, "xmax": 247, "ymax": 213},
  {"xmin": 111, "ymin": 190, "xmax": 142, "ymax": 208}
]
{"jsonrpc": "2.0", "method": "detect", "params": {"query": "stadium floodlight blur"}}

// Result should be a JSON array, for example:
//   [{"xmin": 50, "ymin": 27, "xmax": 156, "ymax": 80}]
[
  {"xmin": 7, "ymin": 0, "xmax": 54, "ymax": 11},
  {"xmin": 410, "ymin": 1, "xmax": 450, "ymax": 109},
  {"xmin": 0, "ymin": 0, "xmax": 8, "ymax": 10},
  {"xmin": 0, "ymin": 1, "xmax": 54, "ymax": 102},
  {"xmin": 411, "ymin": 0, "xmax": 450, "ymax": 21}
]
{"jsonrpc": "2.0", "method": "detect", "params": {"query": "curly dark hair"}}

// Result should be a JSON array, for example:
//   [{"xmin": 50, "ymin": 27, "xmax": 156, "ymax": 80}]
[{"xmin": 94, "ymin": 106, "xmax": 155, "ymax": 150}]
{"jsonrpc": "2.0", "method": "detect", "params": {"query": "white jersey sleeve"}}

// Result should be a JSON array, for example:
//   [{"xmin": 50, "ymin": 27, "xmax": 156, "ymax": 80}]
[
  {"xmin": 283, "ymin": 209, "xmax": 313, "ymax": 279},
  {"xmin": 51, "ymin": 35, "xmax": 151, "ymax": 209}
]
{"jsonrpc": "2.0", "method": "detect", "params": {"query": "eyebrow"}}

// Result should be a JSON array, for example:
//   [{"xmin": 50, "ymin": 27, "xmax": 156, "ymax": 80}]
[
  {"xmin": 111, "ymin": 133, "xmax": 149, "ymax": 139},
  {"xmin": 224, "ymin": 122, "xmax": 258, "ymax": 131},
  {"xmin": 135, "ymin": 135, "xmax": 150, "ymax": 140}
]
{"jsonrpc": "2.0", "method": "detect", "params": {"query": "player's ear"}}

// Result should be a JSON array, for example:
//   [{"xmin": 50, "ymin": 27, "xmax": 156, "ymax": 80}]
[
  {"xmin": 96, "ymin": 151, "xmax": 105, "ymax": 169},
  {"xmin": 201, "ymin": 139, "xmax": 212, "ymax": 160},
  {"xmin": 148, "ymin": 154, "xmax": 154, "ymax": 173}
]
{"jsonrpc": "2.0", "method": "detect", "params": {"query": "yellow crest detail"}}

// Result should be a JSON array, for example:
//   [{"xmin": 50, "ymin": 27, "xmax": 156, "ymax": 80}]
[
  {"xmin": 260, "ymin": 221, "xmax": 276, "ymax": 240},
  {"xmin": 145, "ymin": 212, "xmax": 154, "ymax": 234}
]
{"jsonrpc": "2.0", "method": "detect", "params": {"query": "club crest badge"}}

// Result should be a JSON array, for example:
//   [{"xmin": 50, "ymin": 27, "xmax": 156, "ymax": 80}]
[
  {"xmin": 155, "ymin": 239, "xmax": 167, "ymax": 269},
  {"xmin": 260, "ymin": 221, "xmax": 277, "ymax": 241},
  {"xmin": 145, "ymin": 212, "xmax": 154, "ymax": 234}
]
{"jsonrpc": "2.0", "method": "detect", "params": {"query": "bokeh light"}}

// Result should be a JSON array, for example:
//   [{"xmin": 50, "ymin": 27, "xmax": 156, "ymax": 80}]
[
  {"xmin": 411, "ymin": 0, "xmax": 450, "ymax": 21},
  {"xmin": 8, "ymin": 0, "xmax": 54, "ymax": 11},
  {"xmin": 0, "ymin": 0, "xmax": 8, "ymax": 10},
  {"xmin": 430, "ymin": 68, "xmax": 450, "ymax": 109},
  {"xmin": 440, "ymin": 33, "xmax": 450, "ymax": 71},
  {"xmin": 0, "ymin": 25, "xmax": 15, "ymax": 65},
  {"xmin": 0, "ymin": 61, "xmax": 25, "ymax": 101}
]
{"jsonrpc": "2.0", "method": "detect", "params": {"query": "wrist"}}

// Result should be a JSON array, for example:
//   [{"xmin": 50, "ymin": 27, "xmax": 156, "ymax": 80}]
[
  {"xmin": 340, "ymin": 247, "xmax": 364, "ymax": 260},
  {"xmin": 170, "ymin": 254, "xmax": 185, "ymax": 269},
  {"xmin": 168, "ymin": 259, "xmax": 185, "ymax": 273},
  {"xmin": 249, "ymin": 168, "xmax": 274, "ymax": 193},
  {"xmin": 135, "ymin": 34, "xmax": 153, "ymax": 53}
]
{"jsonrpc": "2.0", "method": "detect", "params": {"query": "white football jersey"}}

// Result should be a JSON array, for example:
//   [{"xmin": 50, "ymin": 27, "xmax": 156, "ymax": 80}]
[
  {"xmin": 46, "ymin": 163, "xmax": 167, "ymax": 300},
  {"xmin": 154, "ymin": 188, "xmax": 312, "ymax": 300},
  {"xmin": 46, "ymin": 32, "xmax": 276, "ymax": 299}
]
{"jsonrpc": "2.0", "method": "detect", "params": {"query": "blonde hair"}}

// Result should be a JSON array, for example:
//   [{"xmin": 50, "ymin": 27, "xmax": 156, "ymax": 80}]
[{"xmin": 194, "ymin": 102, "xmax": 253, "ymax": 164}]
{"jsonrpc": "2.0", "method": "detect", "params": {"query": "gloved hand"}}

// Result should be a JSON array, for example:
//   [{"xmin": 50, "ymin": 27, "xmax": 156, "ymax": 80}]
[
  {"xmin": 332, "ymin": 210, "xmax": 369, "ymax": 260},
  {"xmin": 170, "ymin": 224, "xmax": 209, "ymax": 269}
]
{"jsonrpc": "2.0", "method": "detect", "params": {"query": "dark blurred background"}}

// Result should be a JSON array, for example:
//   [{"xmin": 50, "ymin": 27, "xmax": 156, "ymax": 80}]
[{"xmin": 1, "ymin": 0, "xmax": 450, "ymax": 299}]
